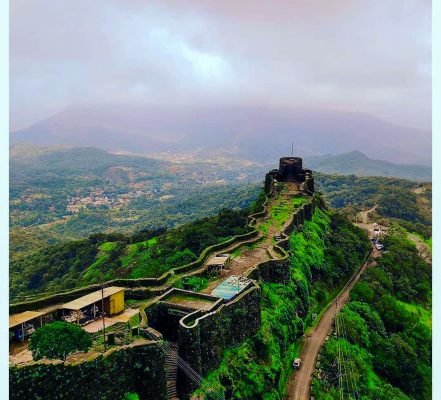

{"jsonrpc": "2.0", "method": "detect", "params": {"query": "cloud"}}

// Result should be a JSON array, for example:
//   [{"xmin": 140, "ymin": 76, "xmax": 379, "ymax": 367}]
[{"xmin": 10, "ymin": 0, "xmax": 431, "ymax": 131}]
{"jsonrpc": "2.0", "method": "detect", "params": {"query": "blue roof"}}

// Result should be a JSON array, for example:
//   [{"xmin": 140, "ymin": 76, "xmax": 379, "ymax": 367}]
[{"xmin": 211, "ymin": 276, "xmax": 251, "ymax": 300}]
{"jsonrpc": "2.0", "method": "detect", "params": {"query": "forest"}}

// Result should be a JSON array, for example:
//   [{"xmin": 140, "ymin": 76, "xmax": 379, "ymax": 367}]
[
  {"xmin": 9, "ymin": 206, "xmax": 258, "ymax": 301},
  {"xmin": 312, "ymin": 229, "xmax": 431, "ymax": 399},
  {"xmin": 315, "ymin": 173, "xmax": 432, "ymax": 238},
  {"xmin": 193, "ymin": 206, "xmax": 371, "ymax": 399}
]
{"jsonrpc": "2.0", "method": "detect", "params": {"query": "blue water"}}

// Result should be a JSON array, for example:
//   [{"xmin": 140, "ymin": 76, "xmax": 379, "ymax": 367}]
[{"xmin": 211, "ymin": 276, "xmax": 250, "ymax": 300}]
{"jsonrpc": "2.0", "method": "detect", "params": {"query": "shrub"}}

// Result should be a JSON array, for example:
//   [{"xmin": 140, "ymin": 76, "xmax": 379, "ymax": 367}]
[{"xmin": 29, "ymin": 321, "xmax": 92, "ymax": 361}]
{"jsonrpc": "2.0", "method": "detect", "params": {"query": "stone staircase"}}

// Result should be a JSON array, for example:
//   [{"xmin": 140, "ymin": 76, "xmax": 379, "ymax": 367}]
[{"xmin": 165, "ymin": 342, "xmax": 179, "ymax": 400}]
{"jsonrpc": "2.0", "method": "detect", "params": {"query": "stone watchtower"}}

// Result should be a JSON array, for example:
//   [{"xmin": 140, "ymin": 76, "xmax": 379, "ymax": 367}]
[
  {"xmin": 278, "ymin": 157, "xmax": 303, "ymax": 182},
  {"xmin": 264, "ymin": 156, "xmax": 315, "ymax": 194}
]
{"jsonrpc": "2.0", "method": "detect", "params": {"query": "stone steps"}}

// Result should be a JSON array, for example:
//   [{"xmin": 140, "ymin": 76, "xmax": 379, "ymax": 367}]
[{"xmin": 165, "ymin": 342, "xmax": 179, "ymax": 400}]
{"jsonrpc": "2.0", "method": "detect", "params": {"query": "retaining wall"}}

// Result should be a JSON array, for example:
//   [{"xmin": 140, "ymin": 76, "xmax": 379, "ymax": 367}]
[
  {"xmin": 10, "ymin": 190, "xmax": 273, "ymax": 314},
  {"xmin": 9, "ymin": 340, "xmax": 167, "ymax": 400},
  {"xmin": 177, "ymin": 283, "xmax": 261, "ymax": 398}
]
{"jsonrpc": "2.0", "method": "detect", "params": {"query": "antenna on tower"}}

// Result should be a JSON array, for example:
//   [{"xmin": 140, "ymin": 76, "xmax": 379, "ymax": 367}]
[{"xmin": 291, "ymin": 141, "xmax": 294, "ymax": 157}]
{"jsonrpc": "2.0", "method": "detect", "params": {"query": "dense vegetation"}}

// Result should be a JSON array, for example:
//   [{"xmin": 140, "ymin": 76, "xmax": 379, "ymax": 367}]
[
  {"xmin": 10, "ymin": 145, "xmax": 432, "ymax": 261},
  {"xmin": 193, "ymin": 205, "xmax": 371, "ymax": 399},
  {"xmin": 10, "ymin": 145, "xmax": 263, "ymax": 258},
  {"xmin": 315, "ymin": 174, "xmax": 432, "ymax": 238},
  {"xmin": 10, "ymin": 208, "xmax": 255, "ymax": 301},
  {"xmin": 29, "ymin": 321, "xmax": 92, "ymax": 361},
  {"xmin": 312, "ymin": 231, "xmax": 431, "ymax": 399}
]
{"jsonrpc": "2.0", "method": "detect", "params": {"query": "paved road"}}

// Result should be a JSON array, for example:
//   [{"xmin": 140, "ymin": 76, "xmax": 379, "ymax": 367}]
[{"xmin": 286, "ymin": 254, "xmax": 372, "ymax": 400}]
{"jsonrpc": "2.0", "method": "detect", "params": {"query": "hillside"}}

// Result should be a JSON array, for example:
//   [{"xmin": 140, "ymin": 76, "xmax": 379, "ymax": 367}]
[
  {"xmin": 312, "ymin": 231, "xmax": 431, "ymax": 400},
  {"xmin": 306, "ymin": 151, "xmax": 431, "ymax": 181},
  {"xmin": 315, "ymin": 174, "xmax": 432, "ymax": 239},
  {"xmin": 9, "ymin": 206, "xmax": 257, "ymax": 302},
  {"xmin": 9, "ymin": 144, "xmax": 265, "ymax": 258},
  {"xmin": 9, "ymin": 168, "xmax": 431, "ymax": 399},
  {"xmin": 10, "ymin": 104, "xmax": 431, "ymax": 165},
  {"xmin": 10, "ymin": 171, "xmax": 432, "ymax": 301},
  {"xmin": 9, "ymin": 145, "xmax": 432, "ymax": 261}
]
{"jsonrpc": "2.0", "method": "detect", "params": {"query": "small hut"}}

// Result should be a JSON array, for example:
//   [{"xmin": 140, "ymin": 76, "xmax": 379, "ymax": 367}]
[{"xmin": 61, "ymin": 287, "xmax": 125, "ymax": 325}]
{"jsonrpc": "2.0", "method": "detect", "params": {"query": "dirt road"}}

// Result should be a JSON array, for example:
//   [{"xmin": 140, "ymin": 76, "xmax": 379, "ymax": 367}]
[
  {"xmin": 286, "ymin": 254, "xmax": 372, "ymax": 400},
  {"xmin": 358, "ymin": 206, "xmax": 377, "ymax": 224}
]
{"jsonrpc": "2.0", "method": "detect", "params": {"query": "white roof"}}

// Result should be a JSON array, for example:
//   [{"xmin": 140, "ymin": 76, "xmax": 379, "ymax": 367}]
[
  {"xmin": 206, "ymin": 255, "xmax": 230, "ymax": 266},
  {"xmin": 62, "ymin": 287, "xmax": 124, "ymax": 311},
  {"xmin": 9, "ymin": 311, "xmax": 45, "ymax": 328}
]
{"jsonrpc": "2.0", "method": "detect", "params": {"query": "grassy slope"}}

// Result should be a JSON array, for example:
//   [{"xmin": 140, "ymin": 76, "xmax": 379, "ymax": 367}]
[
  {"xmin": 312, "ymin": 233, "xmax": 431, "ymax": 400},
  {"xmin": 193, "ymin": 206, "xmax": 369, "ymax": 399},
  {"xmin": 10, "ymin": 207, "xmax": 254, "ymax": 301}
]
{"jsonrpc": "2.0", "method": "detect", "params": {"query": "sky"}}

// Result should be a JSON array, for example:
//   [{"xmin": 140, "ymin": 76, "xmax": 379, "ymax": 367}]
[{"xmin": 10, "ymin": 0, "xmax": 432, "ymax": 131}]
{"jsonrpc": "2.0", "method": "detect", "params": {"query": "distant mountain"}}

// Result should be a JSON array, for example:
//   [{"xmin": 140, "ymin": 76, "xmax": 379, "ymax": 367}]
[
  {"xmin": 305, "ymin": 151, "xmax": 431, "ymax": 181},
  {"xmin": 10, "ymin": 104, "xmax": 431, "ymax": 166}
]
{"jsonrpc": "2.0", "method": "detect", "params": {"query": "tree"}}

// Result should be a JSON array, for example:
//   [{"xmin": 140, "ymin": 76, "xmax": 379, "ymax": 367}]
[
  {"xmin": 339, "ymin": 308, "xmax": 370, "ymax": 347},
  {"xmin": 29, "ymin": 321, "xmax": 92, "ymax": 361}
]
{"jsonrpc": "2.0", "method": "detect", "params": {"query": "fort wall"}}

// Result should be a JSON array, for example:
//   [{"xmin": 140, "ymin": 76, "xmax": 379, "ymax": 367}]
[
  {"xmin": 177, "ymin": 283, "xmax": 261, "ymax": 397},
  {"xmin": 9, "ymin": 340, "xmax": 167, "ymax": 400}
]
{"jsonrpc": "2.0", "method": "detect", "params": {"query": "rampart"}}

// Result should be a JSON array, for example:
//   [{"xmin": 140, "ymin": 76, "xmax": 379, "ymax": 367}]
[
  {"xmin": 9, "ymin": 340, "xmax": 167, "ymax": 400},
  {"xmin": 9, "ymin": 187, "xmax": 273, "ymax": 314},
  {"xmin": 173, "ymin": 193, "xmax": 317, "ymax": 398},
  {"xmin": 177, "ymin": 282, "xmax": 261, "ymax": 397},
  {"xmin": 9, "ymin": 160, "xmax": 318, "ymax": 400}
]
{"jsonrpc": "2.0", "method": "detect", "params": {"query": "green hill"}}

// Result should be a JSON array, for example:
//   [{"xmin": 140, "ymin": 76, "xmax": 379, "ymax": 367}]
[
  {"xmin": 315, "ymin": 173, "xmax": 432, "ymax": 238},
  {"xmin": 306, "ymin": 151, "xmax": 431, "ymax": 181},
  {"xmin": 10, "ymin": 144, "xmax": 264, "ymax": 258},
  {"xmin": 10, "ymin": 207, "xmax": 255, "ymax": 302}
]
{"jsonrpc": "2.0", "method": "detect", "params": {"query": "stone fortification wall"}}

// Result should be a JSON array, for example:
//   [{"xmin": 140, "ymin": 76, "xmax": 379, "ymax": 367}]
[
  {"xmin": 146, "ymin": 289, "xmax": 222, "ymax": 342},
  {"xmin": 177, "ymin": 283, "xmax": 261, "ymax": 398},
  {"xmin": 10, "ymin": 190, "xmax": 272, "ymax": 315},
  {"xmin": 9, "ymin": 340, "xmax": 167, "ymax": 400},
  {"xmin": 246, "ymin": 196, "xmax": 315, "ymax": 284}
]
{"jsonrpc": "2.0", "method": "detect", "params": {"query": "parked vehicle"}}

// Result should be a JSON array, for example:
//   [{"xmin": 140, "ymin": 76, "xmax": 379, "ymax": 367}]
[{"xmin": 293, "ymin": 358, "xmax": 302, "ymax": 369}]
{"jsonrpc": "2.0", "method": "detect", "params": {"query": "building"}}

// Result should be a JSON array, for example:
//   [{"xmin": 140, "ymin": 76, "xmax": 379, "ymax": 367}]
[
  {"xmin": 265, "ymin": 156, "xmax": 315, "ymax": 194},
  {"xmin": 205, "ymin": 253, "xmax": 231, "ymax": 275},
  {"xmin": 61, "ymin": 286, "xmax": 125, "ymax": 325},
  {"xmin": 9, "ymin": 311, "xmax": 47, "ymax": 341}
]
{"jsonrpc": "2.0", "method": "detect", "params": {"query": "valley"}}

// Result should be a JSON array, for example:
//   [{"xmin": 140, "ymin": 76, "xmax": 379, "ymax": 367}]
[
  {"xmin": 9, "ymin": 144, "xmax": 432, "ymax": 263},
  {"xmin": 8, "ymin": 155, "xmax": 432, "ymax": 400}
]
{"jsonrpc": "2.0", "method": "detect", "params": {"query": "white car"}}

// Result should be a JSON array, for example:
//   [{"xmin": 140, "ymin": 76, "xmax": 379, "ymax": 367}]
[
  {"xmin": 293, "ymin": 358, "xmax": 302, "ymax": 369},
  {"xmin": 375, "ymin": 243, "xmax": 384, "ymax": 250}
]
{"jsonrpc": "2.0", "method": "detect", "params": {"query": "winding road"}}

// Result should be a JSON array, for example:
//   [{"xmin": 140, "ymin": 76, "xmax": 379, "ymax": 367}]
[{"xmin": 286, "ymin": 252, "xmax": 374, "ymax": 400}]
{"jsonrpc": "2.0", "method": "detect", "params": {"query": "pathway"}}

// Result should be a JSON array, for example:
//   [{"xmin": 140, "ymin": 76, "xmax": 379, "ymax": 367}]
[
  {"xmin": 201, "ymin": 182, "xmax": 301, "ymax": 294},
  {"xmin": 286, "ymin": 252, "xmax": 373, "ymax": 400}
]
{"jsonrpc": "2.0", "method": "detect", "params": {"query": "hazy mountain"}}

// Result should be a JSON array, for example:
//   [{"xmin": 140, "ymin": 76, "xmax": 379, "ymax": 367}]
[
  {"xmin": 11, "ymin": 104, "xmax": 431, "ymax": 166},
  {"xmin": 306, "ymin": 151, "xmax": 431, "ymax": 181}
]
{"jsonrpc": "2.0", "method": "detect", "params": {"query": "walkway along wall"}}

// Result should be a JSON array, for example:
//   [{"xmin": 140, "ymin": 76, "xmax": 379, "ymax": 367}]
[
  {"xmin": 9, "ymin": 189, "xmax": 274, "ymax": 314},
  {"xmin": 174, "ymin": 196, "xmax": 316, "ymax": 398},
  {"xmin": 9, "ymin": 340, "xmax": 167, "ymax": 400}
]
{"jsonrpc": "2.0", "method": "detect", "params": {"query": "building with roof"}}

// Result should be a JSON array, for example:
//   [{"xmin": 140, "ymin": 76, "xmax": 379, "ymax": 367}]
[
  {"xmin": 206, "ymin": 253, "xmax": 231, "ymax": 275},
  {"xmin": 61, "ymin": 286, "xmax": 125, "ymax": 325},
  {"xmin": 9, "ymin": 311, "xmax": 46, "ymax": 341}
]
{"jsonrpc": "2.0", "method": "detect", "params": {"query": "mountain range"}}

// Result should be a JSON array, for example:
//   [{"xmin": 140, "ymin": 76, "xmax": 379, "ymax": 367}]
[
  {"xmin": 305, "ymin": 151, "xmax": 431, "ymax": 181},
  {"xmin": 11, "ymin": 104, "xmax": 431, "ymax": 166}
]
